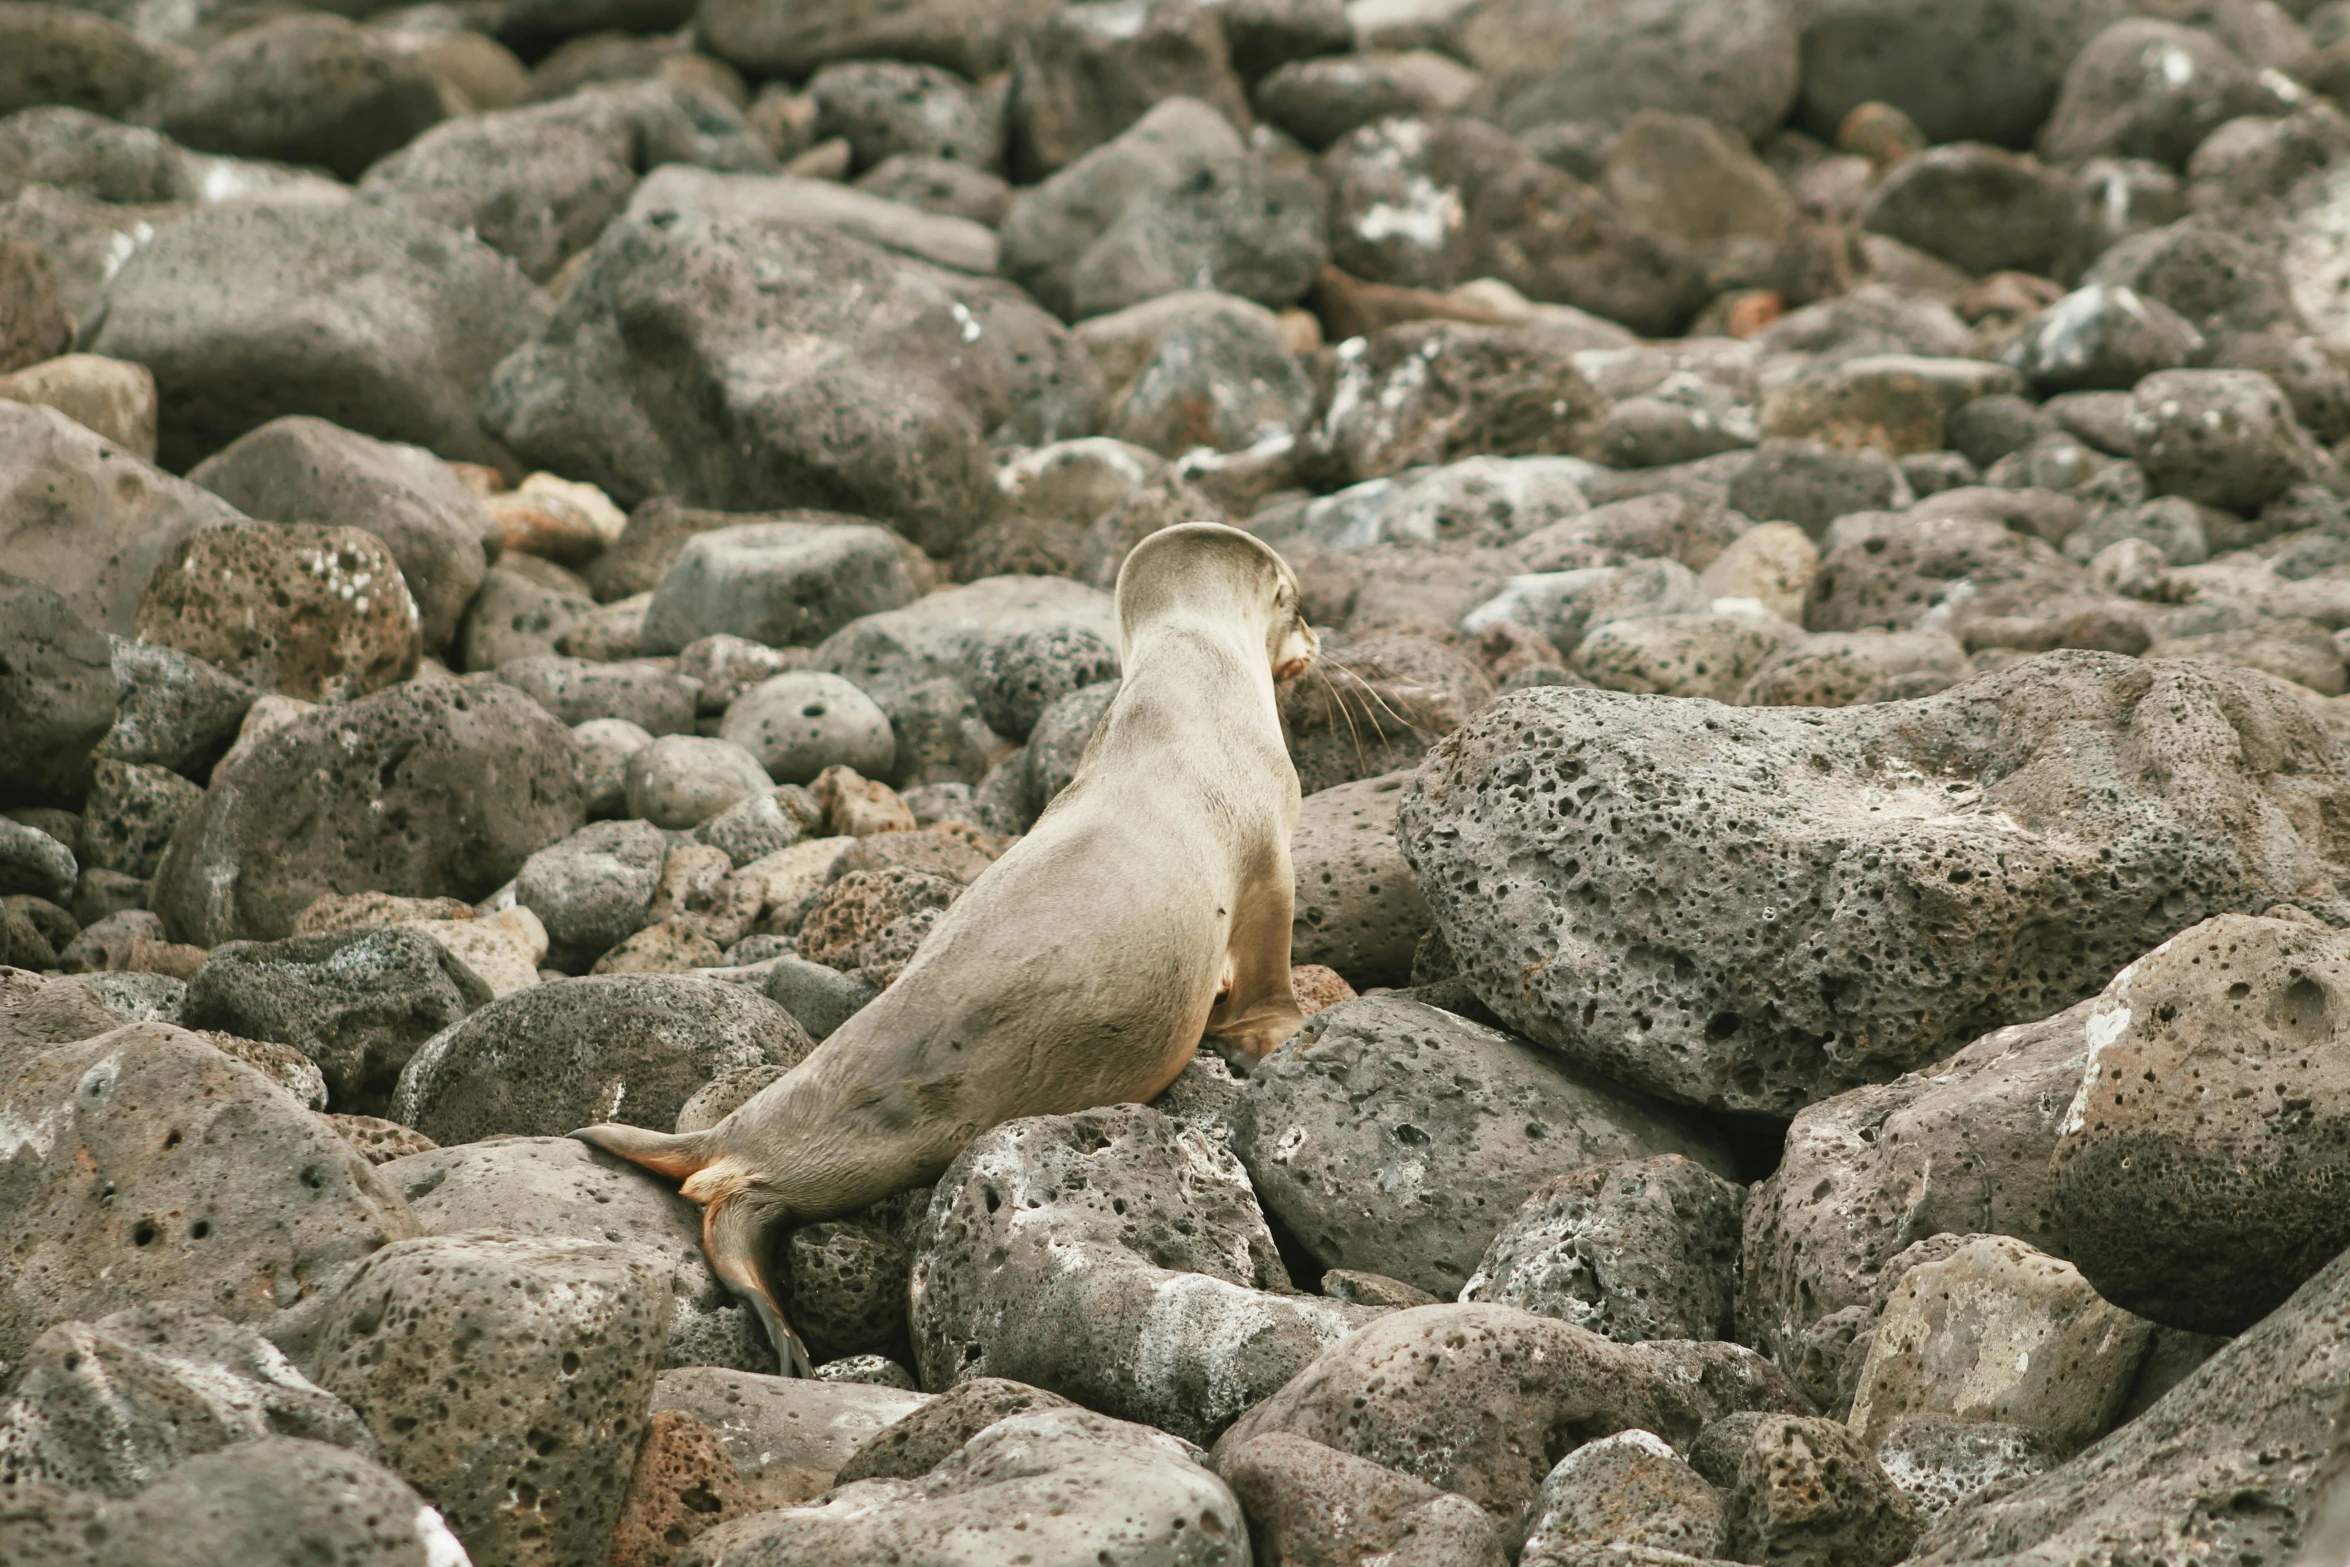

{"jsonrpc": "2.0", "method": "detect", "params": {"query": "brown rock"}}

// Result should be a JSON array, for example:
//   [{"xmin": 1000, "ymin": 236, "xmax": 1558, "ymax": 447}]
[
  {"xmin": 1726, "ymin": 1415, "xmax": 1920, "ymax": 1567},
  {"xmin": 1308, "ymin": 264, "xmax": 1508, "ymax": 343},
  {"xmin": 0, "ymin": 241, "xmax": 71, "ymax": 374},
  {"xmin": 607, "ymin": 1408, "xmax": 763, "ymax": 1567},
  {"xmin": 811, "ymin": 764, "xmax": 919, "ymax": 837},
  {"xmin": 325, "ymin": 1113, "xmax": 437, "ymax": 1165},
  {"xmin": 827, "ymin": 826, "xmax": 1000, "ymax": 885},
  {"xmin": 591, "ymin": 919, "xmax": 727, "ymax": 975},
  {"xmin": 1290, "ymin": 963, "xmax": 1356, "ymax": 1015},
  {"xmin": 646, "ymin": 844, "xmax": 762, "ymax": 949},
  {"xmin": 293, "ymin": 891, "xmax": 476, "ymax": 935},
  {"xmin": 796, "ymin": 867, "xmax": 962, "ymax": 972},
  {"xmin": 834, "ymin": 1377, "xmax": 1074, "ymax": 1484},
  {"xmin": 133, "ymin": 521, "xmax": 422, "ymax": 702},
  {"xmin": 123, "ymin": 938, "xmax": 204, "ymax": 980}
]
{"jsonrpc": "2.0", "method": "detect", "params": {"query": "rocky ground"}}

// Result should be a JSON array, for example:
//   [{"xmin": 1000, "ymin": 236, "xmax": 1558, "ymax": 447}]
[{"xmin": 6, "ymin": 0, "xmax": 2350, "ymax": 1563}]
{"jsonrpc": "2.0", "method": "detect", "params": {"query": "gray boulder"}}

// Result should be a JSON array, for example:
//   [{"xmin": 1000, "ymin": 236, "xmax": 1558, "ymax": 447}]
[
  {"xmin": 99, "ymin": 638, "xmax": 257, "ymax": 780},
  {"xmin": 1796, "ymin": 0, "xmax": 2128, "ymax": 147},
  {"xmin": 1456, "ymin": 0, "xmax": 1798, "ymax": 144},
  {"xmin": 390, "ymin": 972, "xmax": 812, "ymax": 1144},
  {"xmin": 88, "ymin": 200, "xmax": 550, "ymax": 472},
  {"xmin": 77, "ymin": 760, "xmax": 202, "ymax": 880},
  {"xmin": 1230, "ymin": 996, "xmax": 1733, "ymax": 1298},
  {"xmin": 494, "ymin": 655, "xmax": 696, "ymax": 735},
  {"xmin": 483, "ymin": 213, "xmax": 1095, "ymax": 554},
  {"xmin": 0, "ymin": 1023, "xmax": 418, "ymax": 1372},
  {"xmin": 0, "ymin": 572, "xmax": 115, "ymax": 808},
  {"xmin": 380, "ymin": 1135, "xmax": 776, "ymax": 1374},
  {"xmin": 514, "ymin": 818, "xmax": 668, "ymax": 971},
  {"xmin": 311, "ymin": 1232, "xmax": 668, "ymax": 1567},
  {"xmin": 183, "ymin": 926, "xmax": 493, "ymax": 1115},
  {"xmin": 908, "ymin": 1104, "xmax": 1380, "ymax": 1445},
  {"xmin": 641, "ymin": 517, "xmax": 921, "ymax": 654},
  {"xmin": 185, "ymin": 415, "xmax": 495, "ymax": 653},
  {"xmin": 1397, "ymin": 653, "xmax": 2350, "ymax": 1112},
  {"xmin": 721, "ymin": 672, "xmax": 897, "ymax": 785},
  {"xmin": 1289, "ymin": 771, "xmax": 1430, "ymax": 989},
  {"xmin": 153, "ymin": 678, "xmax": 585, "ymax": 947}
]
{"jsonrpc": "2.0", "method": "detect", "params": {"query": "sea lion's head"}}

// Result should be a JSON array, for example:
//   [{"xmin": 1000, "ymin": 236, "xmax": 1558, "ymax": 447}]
[{"xmin": 1116, "ymin": 523, "xmax": 1318, "ymax": 682}]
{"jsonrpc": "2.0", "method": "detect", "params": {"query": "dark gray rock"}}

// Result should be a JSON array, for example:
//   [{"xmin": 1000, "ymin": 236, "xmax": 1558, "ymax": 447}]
[
  {"xmin": 1398, "ymin": 654, "xmax": 2350, "ymax": 1112},
  {"xmin": 1455, "ymin": 0, "xmax": 1799, "ymax": 145},
  {"xmin": 459, "ymin": 563, "xmax": 598, "ymax": 672},
  {"xmin": 1855, "ymin": 143, "xmax": 2081, "ymax": 280},
  {"xmin": 1230, "ymin": 995, "xmax": 1732, "ymax": 1297},
  {"xmin": 98, "ymin": 638, "xmax": 257, "ymax": 781},
  {"xmin": 810, "ymin": 60, "xmax": 1003, "ymax": 174},
  {"xmin": 1213, "ymin": 1302, "xmax": 1807, "ymax": 1520},
  {"xmin": 1289, "ymin": 771, "xmax": 1429, "ymax": 989},
  {"xmin": 75, "ymin": 761, "xmax": 201, "ymax": 881},
  {"xmin": 694, "ymin": 786, "xmax": 814, "ymax": 868},
  {"xmin": 1008, "ymin": 0, "xmax": 1250, "ymax": 179},
  {"xmin": 788, "ymin": 1219, "xmax": 913, "ymax": 1364},
  {"xmin": 761, "ymin": 952, "xmax": 877, "ymax": 1041},
  {"xmin": 640, "ymin": 518, "xmax": 922, "ymax": 655},
  {"xmin": 1019, "ymin": 677, "xmax": 1120, "ymax": 816},
  {"xmin": 360, "ymin": 80, "xmax": 774, "ymax": 284},
  {"xmin": 483, "ymin": 213, "xmax": 1094, "ymax": 554},
  {"xmin": 185, "ymin": 416, "xmax": 495, "ymax": 654},
  {"xmin": 0, "ymin": 1023, "xmax": 417, "ymax": 1372},
  {"xmin": 2042, "ymin": 18, "xmax": 2283, "ymax": 171},
  {"xmin": 311, "ymin": 1232, "xmax": 668, "ymax": 1567},
  {"xmin": 2082, "ymin": 220, "xmax": 2303, "ymax": 339},
  {"xmin": 390, "ymin": 972, "xmax": 811, "ymax": 1144},
  {"xmin": 697, "ymin": 0, "xmax": 1054, "ymax": 82},
  {"xmin": 1306, "ymin": 320, "xmax": 1610, "ymax": 486},
  {"xmin": 515, "ymin": 818, "xmax": 668, "ymax": 972},
  {"xmin": 1252, "ymin": 49, "xmax": 1483, "ymax": 152},
  {"xmin": 2129, "ymin": 367, "xmax": 2331, "ymax": 515},
  {"xmin": 0, "ymin": 817, "xmax": 77, "ymax": 908},
  {"xmin": 2006, "ymin": 285, "xmax": 2206, "ymax": 395},
  {"xmin": 88, "ymin": 200, "xmax": 550, "ymax": 473},
  {"xmin": 854, "ymin": 152, "xmax": 1016, "ymax": 225},
  {"xmin": 144, "ymin": 14, "xmax": 451, "ymax": 181},
  {"xmin": 183, "ymin": 926, "xmax": 492, "ymax": 1115},
  {"xmin": 2048, "ymin": 912, "xmax": 2350, "ymax": 1335},
  {"xmin": 1797, "ymin": 0, "xmax": 2128, "ymax": 147},
  {"xmin": 1068, "ymin": 144, "xmax": 1330, "ymax": 319},
  {"xmin": 1461, "ymin": 1154, "xmax": 1745, "ymax": 1344},
  {"xmin": 965, "ymin": 623, "xmax": 1120, "ymax": 744},
  {"xmin": 909, "ymin": 1104, "xmax": 1378, "ymax": 1444},
  {"xmin": 0, "ymin": 573, "xmax": 114, "ymax": 810},
  {"xmin": 380, "ymin": 1135, "xmax": 775, "ymax": 1375},
  {"xmin": 1727, "ymin": 440, "xmax": 1900, "ymax": 540},
  {"xmin": 0, "ymin": 5, "xmax": 189, "ymax": 121},
  {"xmin": 153, "ymin": 678, "xmax": 585, "ymax": 947},
  {"xmin": 0, "ymin": 1304, "xmax": 373, "ymax": 1496}
]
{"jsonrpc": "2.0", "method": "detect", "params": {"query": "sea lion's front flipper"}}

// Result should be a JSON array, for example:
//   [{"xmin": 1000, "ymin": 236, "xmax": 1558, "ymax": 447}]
[
  {"xmin": 705, "ymin": 1188, "xmax": 812, "ymax": 1377},
  {"xmin": 571, "ymin": 1123, "xmax": 713, "ymax": 1181}
]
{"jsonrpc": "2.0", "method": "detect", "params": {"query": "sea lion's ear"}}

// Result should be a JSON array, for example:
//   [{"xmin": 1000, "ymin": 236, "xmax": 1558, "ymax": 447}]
[{"xmin": 572, "ymin": 1124, "xmax": 711, "ymax": 1181}]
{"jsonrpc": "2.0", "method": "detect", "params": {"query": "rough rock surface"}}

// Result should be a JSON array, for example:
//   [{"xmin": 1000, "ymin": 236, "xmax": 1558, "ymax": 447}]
[
  {"xmin": 1398, "ymin": 654, "xmax": 2350, "ymax": 1112},
  {"xmin": 1229, "ymin": 995, "xmax": 1733, "ymax": 1297}
]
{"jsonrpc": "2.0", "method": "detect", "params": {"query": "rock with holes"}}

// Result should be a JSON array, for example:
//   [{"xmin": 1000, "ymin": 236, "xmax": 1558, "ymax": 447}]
[
  {"xmin": 1289, "ymin": 771, "xmax": 1430, "ymax": 989},
  {"xmin": 788, "ymin": 1218, "xmax": 915, "ymax": 1365},
  {"xmin": 653, "ymin": 1365, "xmax": 930, "ymax": 1487},
  {"xmin": 1229, "ymin": 996, "xmax": 1732, "ymax": 1298},
  {"xmin": 1723, "ymin": 1414, "xmax": 1921, "ymax": 1567},
  {"xmin": 1520, "ymin": 1429, "xmax": 1729, "ymax": 1562},
  {"xmin": 182, "ymin": 926, "xmax": 492, "ymax": 1116},
  {"xmin": 606, "ymin": 1406, "xmax": 766, "ymax": 1567},
  {"xmin": 1212, "ymin": 1303, "xmax": 1805, "ymax": 1520},
  {"xmin": 390, "ymin": 973, "xmax": 811, "ymax": 1145},
  {"xmin": 1870, "ymin": 1415, "xmax": 2056, "ymax": 1526},
  {"xmin": 2047, "ymin": 912, "xmax": 2350, "ymax": 1335},
  {"xmin": 1740, "ymin": 1001, "xmax": 2095, "ymax": 1412},
  {"xmin": 1568, "ymin": 610, "xmax": 1804, "ymax": 703},
  {"xmin": 1910, "ymin": 1243, "xmax": 2350, "ymax": 1567},
  {"xmin": 1306, "ymin": 323, "xmax": 1609, "ymax": 490},
  {"xmin": 131, "ymin": 520, "xmax": 422, "ymax": 703},
  {"xmin": 795, "ymin": 867, "xmax": 963, "ymax": 973},
  {"xmin": 1460, "ymin": 1154, "xmax": 1745, "ymax": 1344},
  {"xmin": 0, "ymin": 1434, "xmax": 467, "ymax": 1567},
  {"xmin": 515, "ymin": 819, "xmax": 668, "ymax": 973},
  {"xmin": 2129, "ymin": 368, "xmax": 2332, "ymax": 516},
  {"xmin": 721, "ymin": 672, "xmax": 897, "ymax": 786},
  {"xmin": 907, "ymin": 1104, "xmax": 1379, "ymax": 1445},
  {"xmin": 0, "ymin": 1023, "xmax": 417, "ymax": 1372},
  {"xmin": 0, "ymin": 1303, "xmax": 374, "ymax": 1496},
  {"xmin": 152, "ymin": 678, "xmax": 582, "ymax": 947},
  {"xmin": 1397, "ymin": 653, "xmax": 2350, "ymax": 1114},
  {"xmin": 1217, "ymin": 1430, "xmax": 1509, "ymax": 1567},
  {"xmin": 379, "ymin": 1135, "xmax": 777, "ymax": 1375},
  {"xmin": 1846, "ymin": 1235, "xmax": 2154, "ymax": 1456},
  {"xmin": 75, "ymin": 760, "xmax": 199, "ymax": 882},
  {"xmin": 1738, "ymin": 630, "xmax": 1970, "ymax": 709},
  {"xmin": 678, "ymin": 1403, "xmax": 1244, "ymax": 1566},
  {"xmin": 311, "ymin": 1232, "xmax": 668, "ymax": 1567}
]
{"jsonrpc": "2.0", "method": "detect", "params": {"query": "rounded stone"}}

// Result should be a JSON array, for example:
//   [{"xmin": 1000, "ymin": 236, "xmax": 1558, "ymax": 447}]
[
  {"xmin": 623, "ymin": 734, "xmax": 775, "ymax": 829},
  {"xmin": 719, "ymin": 672, "xmax": 896, "ymax": 785}
]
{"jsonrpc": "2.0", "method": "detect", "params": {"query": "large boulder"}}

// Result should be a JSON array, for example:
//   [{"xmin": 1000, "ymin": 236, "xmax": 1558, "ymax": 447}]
[
  {"xmin": 311, "ymin": 1232, "xmax": 669, "ymax": 1567},
  {"xmin": 185, "ymin": 416, "xmax": 495, "ymax": 653},
  {"xmin": 640, "ymin": 517, "xmax": 921, "ymax": 654},
  {"xmin": 1454, "ymin": 0, "xmax": 1800, "ymax": 145},
  {"xmin": 2048, "ymin": 912, "xmax": 2350, "ymax": 1335},
  {"xmin": 1229, "ymin": 996, "xmax": 1733, "ymax": 1298},
  {"xmin": 1913, "ymin": 1245, "xmax": 2350, "ymax": 1567},
  {"xmin": 1397, "ymin": 654, "xmax": 2350, "ymax": 1112},
  {"xmin": 153, "ymin": 677, "xmax": 584, "ymax": 947},
  {"xmin": 0, "ymin": 1023, "xmax": 418, "ymax": 1371},
  {"xmin": 88, "ymin": 201, "xmax": 550, "ymax": 472},
  {"xmin": 0, "ymin": 400, "xmax": 243, "ymax": 636},
  {"xmin": 1289, "ymin": 771, "xmax": 1430, "ymax": 988},
  {"xmin": 908, "ymin": 1105, "xmax": 1379, "ymax": 1445},
  {"xmin": 483, "ymin": 213, "xmax": 1096, "ymax": 554},
  {"xmin": 0, "ymin": 572, "xmax": 114, "ymax": 808},
  {"xmin": 389, "ymin": 973, "xmax": 812, "ymax": 1145},
  {"xmin": 1212, "ymin": 1303, "xmax": 1807, "ymax": 1520}
]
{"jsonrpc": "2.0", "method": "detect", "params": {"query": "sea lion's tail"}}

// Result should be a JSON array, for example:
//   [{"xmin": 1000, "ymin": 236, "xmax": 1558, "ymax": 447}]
[{"xmin": 572, "ymin": 1122, "xmax": 713, "ymax": 1180}]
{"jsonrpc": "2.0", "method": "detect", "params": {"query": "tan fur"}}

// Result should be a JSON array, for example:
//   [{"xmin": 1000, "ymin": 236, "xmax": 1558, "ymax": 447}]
[{"xmin": 577, "ymin": 523, "xmax": 1318, "ymax": 1372}]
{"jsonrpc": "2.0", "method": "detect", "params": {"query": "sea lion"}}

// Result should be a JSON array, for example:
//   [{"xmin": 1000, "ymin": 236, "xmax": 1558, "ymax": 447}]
[{"xmin": 576, "ymin": 522, "xmax": 1319, "ymax": 1372}]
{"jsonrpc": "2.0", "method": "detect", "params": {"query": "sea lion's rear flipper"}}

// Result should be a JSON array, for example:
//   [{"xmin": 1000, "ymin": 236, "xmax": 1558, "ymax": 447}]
[
  {"xmin": 705, "ymin": 1188, "xmax": 813, "ymax": 1377},
  {"xmin": 571, "ymin": 1123, "xmax": 712, "ymax": 1181}
]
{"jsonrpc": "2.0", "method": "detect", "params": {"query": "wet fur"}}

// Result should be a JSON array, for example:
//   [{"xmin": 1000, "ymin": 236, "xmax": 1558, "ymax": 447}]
[{"xmin": 576, "ymin": 524, "xmax": 1319, "ymax": 1372}]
